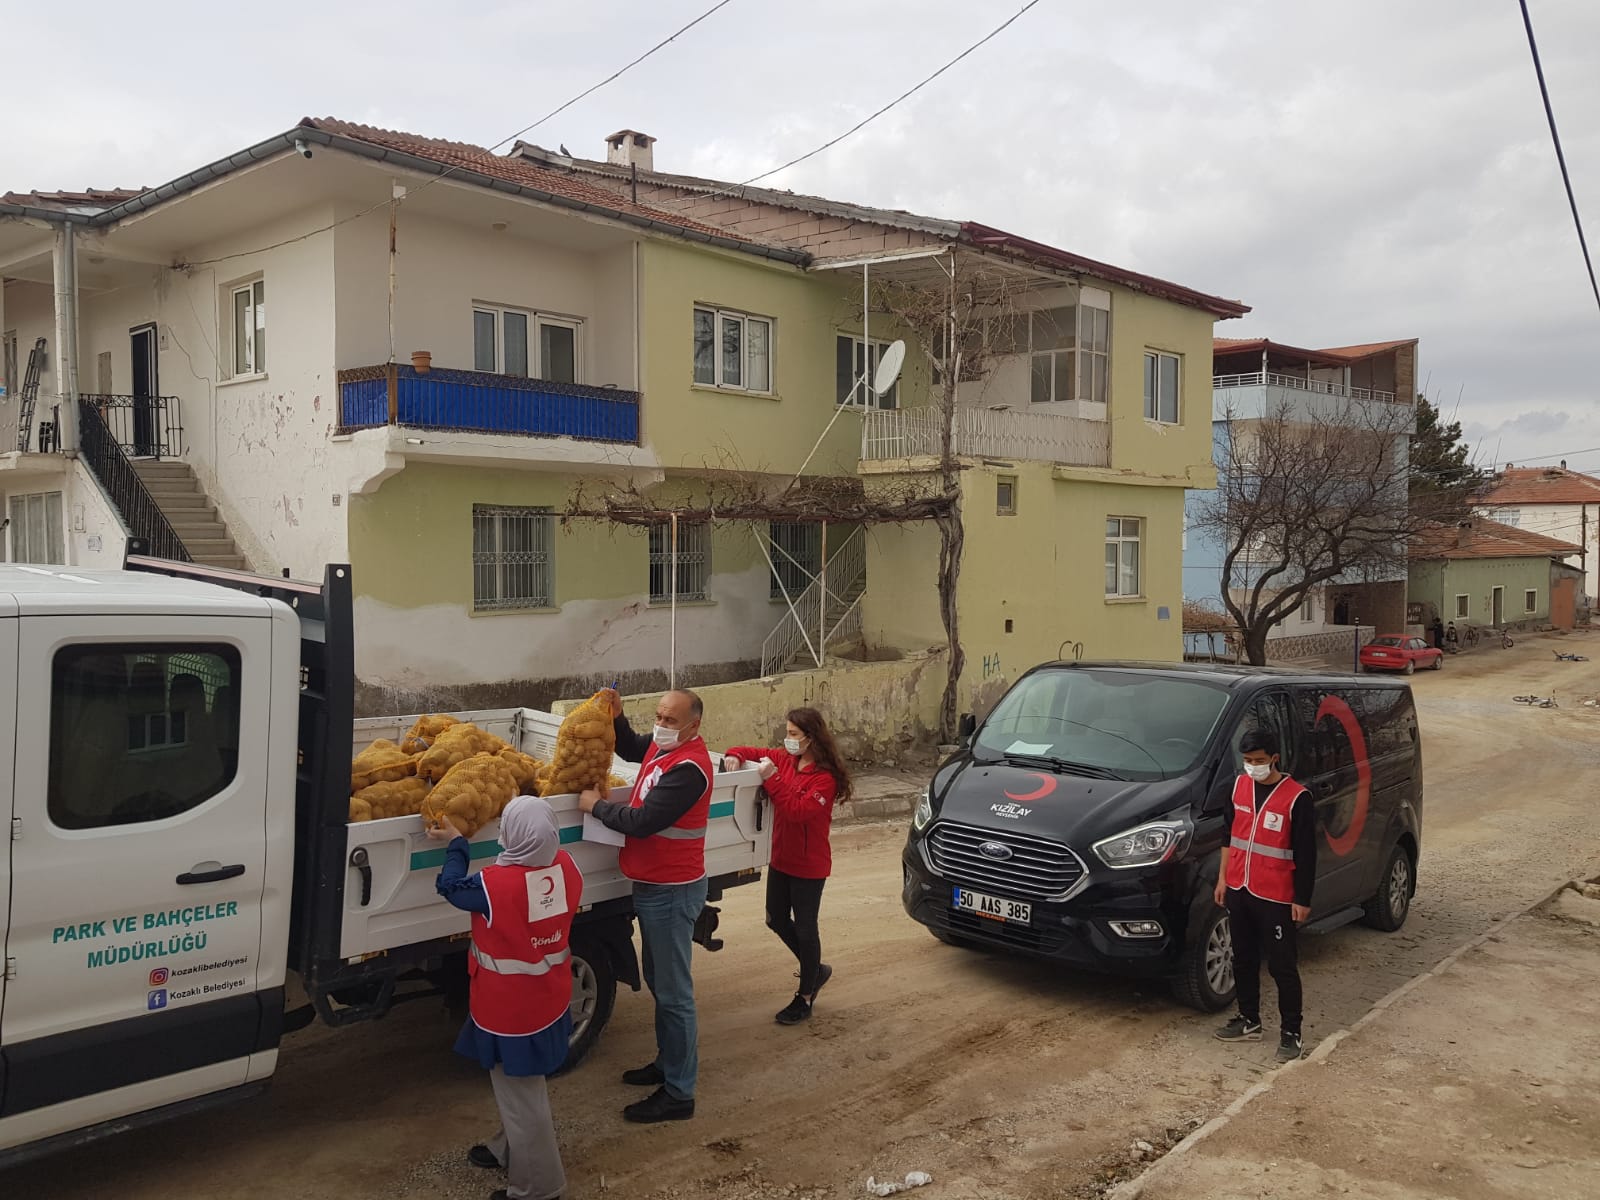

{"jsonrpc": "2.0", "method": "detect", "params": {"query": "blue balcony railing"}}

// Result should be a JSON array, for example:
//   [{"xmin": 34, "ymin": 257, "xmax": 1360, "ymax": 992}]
[{"xmin": 337, "ymin": 365, "xmax": 640, "ymax": 444}]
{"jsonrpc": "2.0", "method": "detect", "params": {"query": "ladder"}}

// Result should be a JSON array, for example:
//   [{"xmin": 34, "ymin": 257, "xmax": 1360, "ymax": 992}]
[{"xmin": 15, "ymin": 337, "xmax": 45, "ymax": 451}]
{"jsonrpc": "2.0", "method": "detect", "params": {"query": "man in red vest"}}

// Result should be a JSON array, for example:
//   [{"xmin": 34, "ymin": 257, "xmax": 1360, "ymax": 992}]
[
  {"xmin": 1213, "ymin": 729, "xmax": 1317, "ymax": 1063},
  {"xmin": 579, "ymin": 687, "xmax": 713, "ymax": 1123}
]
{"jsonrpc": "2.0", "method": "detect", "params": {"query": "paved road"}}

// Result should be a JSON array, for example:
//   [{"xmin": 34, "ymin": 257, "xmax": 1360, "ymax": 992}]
[{"xmin": 10, "ymin": 633, "xmax": 1599, "ymax": 1199}]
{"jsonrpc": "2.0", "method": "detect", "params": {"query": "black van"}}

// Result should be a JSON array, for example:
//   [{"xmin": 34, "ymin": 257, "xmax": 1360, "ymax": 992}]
[{"xmin": 902, "ymin": 661, "xmax": 1422, "ymax": 1010}]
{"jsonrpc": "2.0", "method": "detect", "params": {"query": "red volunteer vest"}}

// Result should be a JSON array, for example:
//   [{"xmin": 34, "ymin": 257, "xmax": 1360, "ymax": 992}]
[
  {"xmin": 468, "ymin": 851, "xmax": 583, "ymax": 1037},
  {"xmin": 617, "ymin": 737, "xmax": 713, "ymax": 885},
  {"xmin": 1225, "ymin": 774, "xmax": 1305, "ymax": 905}
]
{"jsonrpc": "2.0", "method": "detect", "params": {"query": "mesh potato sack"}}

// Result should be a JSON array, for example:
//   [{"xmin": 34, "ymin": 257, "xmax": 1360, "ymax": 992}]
[
  {"xmin": 400, "ymin": 713, "xmax": 460, "ymax": 755},
  {"xmin": 415, "ymin": 723, "xmax": 509, "ymax": 783},
  {"xmin": 351, "ymin": 739, "xmax": 417, "ymax": 791},
  {"xmin": 538, "ymin": 693, "xmax": 617, "ymax": 798},
  {"xmin": 497, "ymin": 747, "xmax": 546, "ymax": 794},
  {"xmin": 353, "ymin": 777, "xmax": 432, "ymax": 820},
  {"xmin": 348, "ymin": 796, "xmax": 374, "ymax": 822},
  {"xmin": 420, "ymin": 753, "xmax": 519, "ymax": 836}
]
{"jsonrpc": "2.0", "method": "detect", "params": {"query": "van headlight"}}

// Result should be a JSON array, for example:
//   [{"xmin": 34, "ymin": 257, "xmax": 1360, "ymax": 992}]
[
  {"xmin": 912, "ymin": 791, "xmax": 933, "ymax": 831},
  {"xmin": 1093, "ymin": 819, "xmax": 1190, "ymax": 869}
]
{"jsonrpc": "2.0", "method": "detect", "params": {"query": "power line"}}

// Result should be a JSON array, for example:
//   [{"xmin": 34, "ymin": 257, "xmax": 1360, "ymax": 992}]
[
  {"xmin": 1518, "ymin": 0, "xmax": 1600, "ymax": 316},
  {"xmin": 694, "ymin": 0, "xmax": 1046, "ymax": 201},
  {"xmin": 180, "ymin": 0, "xmax": 739, "ymax": 269}
]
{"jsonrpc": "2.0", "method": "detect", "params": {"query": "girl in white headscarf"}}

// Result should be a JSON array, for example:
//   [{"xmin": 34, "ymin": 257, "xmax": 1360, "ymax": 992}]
[{"xmin": 432, "ymin": 795, "xmax": 582, "ymax": 1200}]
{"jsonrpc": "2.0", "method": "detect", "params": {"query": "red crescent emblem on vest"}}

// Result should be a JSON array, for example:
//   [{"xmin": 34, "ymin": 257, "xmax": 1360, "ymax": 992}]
[
  {"xmin": 1315, "ymin": 695, "xmax": 1370, "ymax": 857},
  {"xmin": 1003, "ymin": 773, "xmax": 1057, "ymax": 803},
  {"xmin": 539, "ymin": 875, "xmax": 556, "ymax": 896}
]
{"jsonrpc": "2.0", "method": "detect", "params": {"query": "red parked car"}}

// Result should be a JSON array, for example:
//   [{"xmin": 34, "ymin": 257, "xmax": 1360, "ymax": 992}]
[{"xmin": 1360, "ymin": 634, "xmax": 1443, "ymax": 674}]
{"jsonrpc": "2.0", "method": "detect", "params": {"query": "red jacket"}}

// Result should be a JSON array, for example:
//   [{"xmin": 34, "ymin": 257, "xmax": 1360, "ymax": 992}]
[{"xmin": 727, "ymin": 748, "xmax": 839, "ymax": 879}]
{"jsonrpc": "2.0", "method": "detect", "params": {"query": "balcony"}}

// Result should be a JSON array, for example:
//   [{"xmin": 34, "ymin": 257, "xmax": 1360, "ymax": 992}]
[
  {"xmin": 860, "ymin": 405, "xmax": 1110, "ymax": 469},
  {"xmin": 80, "ymin": 394, "xmax": 185, "ymax": 459},
  {"xmin": 1213, "ymin": 371, "xmax": 1397, "ymax": 404},
  {"xmin": 337, "ymin": 364, "xmax": 641, "ymax": 445},
  {"xmin": 1212, "ymin": 372, "xmax": 1414, "ymax": 433}
]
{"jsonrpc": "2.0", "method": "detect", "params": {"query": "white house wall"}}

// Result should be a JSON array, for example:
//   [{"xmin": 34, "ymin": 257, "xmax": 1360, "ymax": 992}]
[{"xmin": 1484, "ymin": 503, "xmax": 1597, "ymax": 600}]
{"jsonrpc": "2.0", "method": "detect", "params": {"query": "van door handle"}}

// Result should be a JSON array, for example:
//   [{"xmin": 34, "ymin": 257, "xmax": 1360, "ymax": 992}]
[{"xmin": 176, "ymin": 863, "xmax": 246, "ymax": 885}]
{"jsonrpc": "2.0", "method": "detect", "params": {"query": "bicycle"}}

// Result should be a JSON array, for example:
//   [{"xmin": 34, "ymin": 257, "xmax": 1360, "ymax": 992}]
[
  {"xmin": 1554, "ymin": 650, "xmax": 1589, "ymax": 662},
  {"xmin": 1512, "ymin": 694, "xmax": 1559, "ymax": 708},
  {"xmin": 1462, "ymin": 625, "xmax": 1480, "ymax": 650},
  {"xmin": 1499, "ymin": 628, "xmax": 1514, "ymax": 649}
]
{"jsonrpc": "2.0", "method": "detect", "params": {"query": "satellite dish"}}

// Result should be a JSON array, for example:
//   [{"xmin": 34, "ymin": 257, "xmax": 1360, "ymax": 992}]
[{"xmin": 873, "ymin": 339, "xmax": 906, "ymax": 398}]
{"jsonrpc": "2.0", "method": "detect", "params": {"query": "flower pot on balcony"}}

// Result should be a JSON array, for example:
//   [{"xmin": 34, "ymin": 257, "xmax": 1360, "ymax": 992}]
[{"xmin": 410, "ymin": 351, "xmax": 433, "ymax": 374}]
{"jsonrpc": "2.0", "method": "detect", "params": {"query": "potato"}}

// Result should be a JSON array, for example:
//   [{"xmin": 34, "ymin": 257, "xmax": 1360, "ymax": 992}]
[
  {"xmin": 351, "ymin": 739, "xmax": 417, "ymax": 791},
  {"xmin": 421, "ymin": 753, "xmax": 519, "ymax": 836},
  {"xmin": 400, "ymin": 713, "xmax": 460, "ymax": 755},
  {"xmin": 537, "ymin": 693, "xmax": 617, "ymax": 799},
  {"xmin": 498, "ymin": 747, "xmax": 546, "ymax": 793},
  {"xmin": 349, "ymin": 796, "xmax": 374, "ymax": 822},
  {"xmin": 354, "ymin": 776, "xmax": 431, "ymax": 820},
  {"xmin": 415, "ymin": 723, "xmax": 509, "ymax": 783}
]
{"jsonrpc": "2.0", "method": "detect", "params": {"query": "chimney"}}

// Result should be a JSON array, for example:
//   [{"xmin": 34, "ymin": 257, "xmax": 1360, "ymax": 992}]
[
  {"xmin": 1456, "ymin": 518, "xmax": 1473, "ymax": 549},
  {"xmin": 605, "ymin": 130, "xmax": 655, "ymax": 173}
]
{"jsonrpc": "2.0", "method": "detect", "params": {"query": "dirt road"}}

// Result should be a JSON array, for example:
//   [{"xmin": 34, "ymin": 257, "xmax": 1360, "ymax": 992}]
[{"xmin": 12, "ymin": 634, "xmax": 1600, "ymax": 1199}]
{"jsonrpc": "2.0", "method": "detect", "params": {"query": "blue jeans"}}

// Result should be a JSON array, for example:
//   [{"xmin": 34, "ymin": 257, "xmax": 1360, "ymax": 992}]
[{"xmin": 633, "ymin": 878, "xmax": 707, "ymax": 1101}]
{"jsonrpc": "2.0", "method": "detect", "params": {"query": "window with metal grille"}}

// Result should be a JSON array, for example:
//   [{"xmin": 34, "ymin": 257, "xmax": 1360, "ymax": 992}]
[
  {"xmin": 770, "ymin": 522, "xmax": 822, "ymax": 600},
  {"xmin": 649, "ymin": 521, "xmax": 711, "ymax": 604},
  {"xmin": 473, "ymin": 505, "xmax": 554, "ymax": 611}
]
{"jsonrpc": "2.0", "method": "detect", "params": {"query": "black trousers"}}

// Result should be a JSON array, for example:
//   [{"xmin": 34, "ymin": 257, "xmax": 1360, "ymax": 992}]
[
  {"xmin": 766, "ymin": 868, "xmax": 827, "ymax": 995},
  {"xmin": 1227, "ymin": 888, "xmax": 1302, "ymax": 1035}
]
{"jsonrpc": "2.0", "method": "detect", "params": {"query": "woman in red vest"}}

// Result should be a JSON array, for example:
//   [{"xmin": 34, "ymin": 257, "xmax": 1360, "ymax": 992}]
[
  {"xmin": 724, "ymin": 707, "xmax": 853, "ymax": 1025},
  {"xmin": 432, "ymin": 795, "xmax": 581, "ymax": 1200}
]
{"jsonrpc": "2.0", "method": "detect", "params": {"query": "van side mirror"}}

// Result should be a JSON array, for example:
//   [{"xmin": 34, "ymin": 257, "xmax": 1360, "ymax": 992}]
[{"xmin": 958, "ymin": 713, "xmax": 977, "ymax": 743}]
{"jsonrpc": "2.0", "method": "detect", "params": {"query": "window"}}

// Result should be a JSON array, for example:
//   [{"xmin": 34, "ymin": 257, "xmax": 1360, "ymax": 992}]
[
  {"xmin": 1299, "ymin": 590, "xmax": 1318, "ymax": 624},
  {"xmin": 1017, "ymin": 298, "xmax": 1110, "ymax": 406},
  {"xmin": 1105, "ymin": 517, "xmax": 1142, "ymax": 598},
  {"xmin": 1077, "ymin": 304, "xmax": 1110, "ymax": 405},
  {"xmin": 230, "ymin": 279, "xmax": 265, "ymax": 376},
  {"xmin": 836, "ymin": 336, "xmax": 899, "ymax": 409},
  {"xmin": 473, "ymin": 306, "xmax": 581, "ymax": 382},
  {"xmin": 1525, "ymin": 589, "xmax": 1538, "ymax": 614},
  {"xmin": 49, "ymin": 643, "xmax": 242, "ymax": 829},
  {"xmin": 1028, "ymin": 307, "xmax": 1074, "ymax": 404},
  {"xmin": 8, "ymin": 491, "xmax": 65, "ymax": 564},
  {"xmin": 473, "ymin": 505, "xmax": 554, "ymax": 611},
  {"xmin": 1498, "ymin": 509, "xmax": 1522, "ymax": 528},
  {"xmin": 694, "ymin": 306, "xmax": 772, "ymax": 393},
  {"xmin": 649, "ymin": 522, "xmax": 711, "ymax": 604},
  {"xmin": 1455, "ymin": 594, "xmax": 1470, "ymax": 619},
  {"xmin": 770, "ymin": 521, "xmax": 821, "ymax": 600},
  {"xmin": 996, "ymin": 475, "xmax": 1018, "ymax": 516},
  {"xmin": 1143, "ymin": 351, "xmax": 1180, "ymax": 423}
]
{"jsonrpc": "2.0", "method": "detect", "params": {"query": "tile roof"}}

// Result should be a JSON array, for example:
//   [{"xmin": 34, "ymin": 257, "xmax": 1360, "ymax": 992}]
[
  {"xmin": 299, "ymin": 118, "xmax": 760, "ymax": 245},
  {"xmin": 1411, "ymin": 517, "xmax": 1582, "ymax": 561},
  {"xmin": 1478, "ymin": 466, "xmax": 1600, "ymax": 507},
  {"xmin": 1213, "ymin": 336, "xmax": 1416, "ymax": 363},
  {"xmin": 1316, "ymin": 339, "xmax": 1418, "ymax": 359},
  {"xmin": 1, "ymin": 188, "xmax": 145, "ymax": 211}
]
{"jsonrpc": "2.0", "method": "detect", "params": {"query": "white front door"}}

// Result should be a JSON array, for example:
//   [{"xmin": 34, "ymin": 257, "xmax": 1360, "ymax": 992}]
[{"xmin": 0, "ymin": 613, "xmax": 271, "ymax": 1142}]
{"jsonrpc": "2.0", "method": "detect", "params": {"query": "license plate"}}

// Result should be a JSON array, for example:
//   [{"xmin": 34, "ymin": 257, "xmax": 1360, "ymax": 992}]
[{"xmin": 953, "ymin": 887, "xmax": 1031, "ymax": 924}]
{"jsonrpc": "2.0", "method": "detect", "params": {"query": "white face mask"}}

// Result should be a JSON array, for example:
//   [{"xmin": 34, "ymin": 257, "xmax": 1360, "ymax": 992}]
[
  {"xmin": 784, "ymin": 736, "xmax": 805, "ymax": 756},
  {"xmin": 1244, "ymin": 761, "xmax": 1274, "ymax": 782},
  {"xmin": 652, "ymin": 725, "xmax": 680, "ymax": 750}
]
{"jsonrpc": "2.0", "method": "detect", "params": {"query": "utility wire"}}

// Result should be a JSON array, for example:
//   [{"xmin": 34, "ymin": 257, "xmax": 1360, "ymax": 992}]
[
  {"xmin": 1518, "ymin": 0, "xmax": 1600, "ymax": 316},
  {"xmin": 691, "ymin": 0, "xmax": 1045, "ymax": 201},
  {"xmin": 180, "ymin": 0, "xmax": 739, "ymax": 268}
]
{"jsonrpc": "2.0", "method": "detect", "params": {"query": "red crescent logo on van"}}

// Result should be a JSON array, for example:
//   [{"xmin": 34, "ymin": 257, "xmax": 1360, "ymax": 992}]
[
  {"xmin": 1003, "ymin": 773, "xmax": 1057, "ymax": 803},
  {"xmin": 1315, "ymin": 695, "xmax": 1370, "ymax": 857}
]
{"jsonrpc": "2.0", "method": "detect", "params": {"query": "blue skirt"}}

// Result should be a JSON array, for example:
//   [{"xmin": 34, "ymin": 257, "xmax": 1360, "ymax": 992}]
[{"xmin": 454, "ymin": 1011, "xmax": 573, "ymax": 1078}]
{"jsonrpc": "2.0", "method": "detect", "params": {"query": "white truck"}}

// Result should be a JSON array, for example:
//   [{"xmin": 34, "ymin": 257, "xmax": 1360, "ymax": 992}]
[{"xmin": 0, "ymin": 556, "xmax": 771, "ymax": 1165}]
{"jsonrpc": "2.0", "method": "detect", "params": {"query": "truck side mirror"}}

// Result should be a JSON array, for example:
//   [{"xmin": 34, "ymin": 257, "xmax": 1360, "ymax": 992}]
[{"xmin": 958, "ymin": 713, "xmax": 977, "ymax": 743}]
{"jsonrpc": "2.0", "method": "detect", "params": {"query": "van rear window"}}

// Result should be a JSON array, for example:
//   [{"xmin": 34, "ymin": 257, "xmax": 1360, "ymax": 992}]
[{"xmin": 48, "ymin": 643, "xmax": 243, "ymax": 830}]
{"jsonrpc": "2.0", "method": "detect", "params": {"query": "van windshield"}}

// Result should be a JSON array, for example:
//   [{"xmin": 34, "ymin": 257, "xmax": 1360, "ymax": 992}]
[{"xmin": 974, "ymin": 668, "xmax": 1231, "ymax": 780}]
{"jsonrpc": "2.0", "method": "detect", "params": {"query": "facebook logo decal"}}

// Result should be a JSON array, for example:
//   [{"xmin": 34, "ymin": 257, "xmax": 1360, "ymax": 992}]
[{"xmin": 147, "ymin": 989, "xmax": 169, "ymax": 1011}]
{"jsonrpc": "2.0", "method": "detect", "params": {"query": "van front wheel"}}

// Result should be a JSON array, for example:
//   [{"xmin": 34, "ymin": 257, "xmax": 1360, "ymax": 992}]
[{"xmin": 1172, "ymin": 903, "xmax": 1235, "ymax": 1012}]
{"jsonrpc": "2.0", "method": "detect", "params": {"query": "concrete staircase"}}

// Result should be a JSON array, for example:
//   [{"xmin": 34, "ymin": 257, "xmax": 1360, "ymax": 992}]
[{"xmin": 130, "ymin": 461, "xmax": 248, "ymax": 570}]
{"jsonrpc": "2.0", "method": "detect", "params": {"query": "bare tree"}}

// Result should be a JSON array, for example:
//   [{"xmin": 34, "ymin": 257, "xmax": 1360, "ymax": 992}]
[{"xmin": 1194, "ymin": 396, "xmax": 1438, "ymax": 666}]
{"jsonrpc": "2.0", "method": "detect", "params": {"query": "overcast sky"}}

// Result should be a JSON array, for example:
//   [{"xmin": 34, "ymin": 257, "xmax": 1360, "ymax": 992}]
[{"xmin": 6, "ymin": 0, "xmax": 1597, "ymax": 471}]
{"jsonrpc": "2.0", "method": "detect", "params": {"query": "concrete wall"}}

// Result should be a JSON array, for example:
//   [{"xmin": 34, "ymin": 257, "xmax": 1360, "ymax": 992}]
[
  {"xmin": 552, "ymin": 649, "xmax": 948, "ymax": 760},
  {"xmin": 1410, "ymin": 556, "xmax": 1557, "ymax": 627}
]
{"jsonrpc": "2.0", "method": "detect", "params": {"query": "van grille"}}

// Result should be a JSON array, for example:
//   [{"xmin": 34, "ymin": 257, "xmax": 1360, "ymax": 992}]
[{"xmin": 926, "ymin": 822, "xmax": 1087, "ymax": 902}]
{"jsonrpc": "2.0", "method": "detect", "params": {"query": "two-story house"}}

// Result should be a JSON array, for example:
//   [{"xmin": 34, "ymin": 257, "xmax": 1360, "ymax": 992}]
[
  {"xmin": 1476, "ymin": 463, "xmax": 1598, "ymax": 604},
  {"xmin": 1185, "ymin": 336, "xmax": 1419, "ymax": 649},
  {"xmin": 2, "ymin": 118, "xmax": 1248, "ymax": 717}
]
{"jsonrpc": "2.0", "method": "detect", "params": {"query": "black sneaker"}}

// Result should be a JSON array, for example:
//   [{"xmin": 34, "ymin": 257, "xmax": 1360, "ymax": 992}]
[
  {"xmin": 621, "ymin": 1062, "xmax": 665, "ymax": 1087},
  {"xmin": 814, "ymin": 963, "xmax": 833, "ymax": 994},
  {"xmin": 1276, "ymin": 1032, "xmax": 1303, "ymax": 1063},
  {"xmin": 1214, "ymin": 1016, "xmax": 1263, "ymax": 1042},
  {"xmin": 623, "ymin": 1087, "xmax": 695, "ymax": 1123},
  {"xmin": 468, "ymin": 1144, "xmax": 501, "ymax": 1170},
  {"xmin": 776, "ymin": 994, "xmax": 813, "ymax": 1025}
]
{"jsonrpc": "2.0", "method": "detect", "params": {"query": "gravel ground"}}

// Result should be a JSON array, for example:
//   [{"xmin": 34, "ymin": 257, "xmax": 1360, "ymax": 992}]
[{"xmin": 8, "ymin": 632, "xmax": 1598, "ymax": 1199}]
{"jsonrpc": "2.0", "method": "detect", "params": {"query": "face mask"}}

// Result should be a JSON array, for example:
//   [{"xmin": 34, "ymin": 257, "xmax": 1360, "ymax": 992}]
[
  {"xmin": 784, "ymin": 737, "xmax": 805, "ymax": 756},
  {"xmin": 652, "ymin": 725, "xmax": 680, "ymax": 750},
  {"xmin": 1244, "ymin": 762, "xmax": 1273, "ymax": 782}
]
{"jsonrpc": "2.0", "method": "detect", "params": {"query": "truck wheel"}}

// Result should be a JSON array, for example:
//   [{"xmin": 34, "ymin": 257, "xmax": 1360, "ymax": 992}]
[
  {"xmin": 1361, "ymin": 844, "xmax": 1413, "ymax": 931},
  {"xmin": 555, "ymin": 939, "xmax": 616, "ymax": 1076},
  {"xmin": 1171, "ymin": 903, "xmax": 1235, "ymax": 1012}
]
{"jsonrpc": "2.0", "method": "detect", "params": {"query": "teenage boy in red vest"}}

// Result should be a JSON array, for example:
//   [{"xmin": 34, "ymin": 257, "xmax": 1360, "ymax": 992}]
[
  {"xmin": 580, "ymin": 687, "xmax": 713, "ymax": 1123},
  {"xmin": 1213, "ymin": 729, "xmax": 1317, "ymax": 1063}
]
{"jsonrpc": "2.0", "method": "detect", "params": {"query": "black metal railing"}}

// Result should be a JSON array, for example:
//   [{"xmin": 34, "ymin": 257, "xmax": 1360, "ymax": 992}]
[
  {"xmin": 80, "ymin": 393, "xmax": 184, "ymax": 459},
  {"xmin": 79, "ymin": 398, "xmax": 191, "ymax": 562}
]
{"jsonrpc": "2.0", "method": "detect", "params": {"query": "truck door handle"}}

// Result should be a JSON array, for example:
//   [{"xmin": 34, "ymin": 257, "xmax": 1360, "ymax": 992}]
[
  {"xmin": 350, "ymin": 847, "xmax": 373, "ymax": 907},
  {"xmin": 177, "ymin": 863, "xmax": 246, "ymax": 885}
]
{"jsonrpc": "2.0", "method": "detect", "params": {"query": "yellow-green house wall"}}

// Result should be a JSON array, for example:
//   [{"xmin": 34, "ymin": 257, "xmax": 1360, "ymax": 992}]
[{"xmin": 1103, "ymin": 284, "xmax": 1218, "ymax": 484}]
